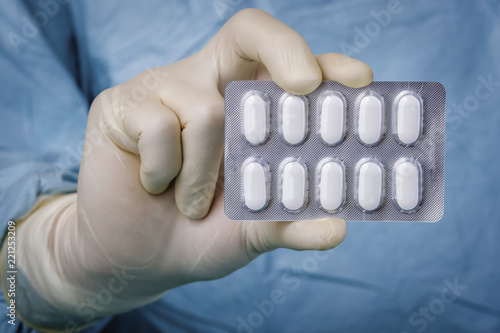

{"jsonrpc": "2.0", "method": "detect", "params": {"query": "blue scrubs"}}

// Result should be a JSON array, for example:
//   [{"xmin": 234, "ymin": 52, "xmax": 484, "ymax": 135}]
[{"xmin": 1, "ymin": 1, "xmax": 499, "ymax": 332}]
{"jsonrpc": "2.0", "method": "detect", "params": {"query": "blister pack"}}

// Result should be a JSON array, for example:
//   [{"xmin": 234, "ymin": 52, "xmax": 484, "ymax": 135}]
[{"xmin": 224, "ymin": 81, "xmax": 445, "ymax": 222}]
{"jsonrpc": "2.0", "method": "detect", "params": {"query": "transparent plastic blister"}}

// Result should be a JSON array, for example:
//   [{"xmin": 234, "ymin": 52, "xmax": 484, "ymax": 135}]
[
  {"xmin": 224, "ymin": 81, "xmax": 445, "ymax": 222},
  {"xmin": 316, "ymin": 157, "xmax": 346, "ymax": 213},
  {"xmin": 317, "ymin": 91, "xmax": 346, "ymax": 146},
  {"xmin": 392, "ymin": 90, "xmax": 424, "ymax": 146},
  {"xmin": 278, "ymin": 157, "xmax": 308, "ymax": 212},
  {"xmin": 392, "ymin": 157, "xmax": 423, "ymax": 213},
  {"xmin": 355, "ymin": 90, "xmax": 386, "ymax": 147},
  {"xmin": 278, "ymin": 94, "xmax": 309, "ymax": 146},
  {"xmin": 242, "ymin": 90, "xmax": 271, "ymax": 145},
  {"xmin": 354, "ymin": 157, "xmax": 386, "ymax": 213},
  {"xmin": 241, "ymin": 156, "xmax": 271, "ymax": 212}
]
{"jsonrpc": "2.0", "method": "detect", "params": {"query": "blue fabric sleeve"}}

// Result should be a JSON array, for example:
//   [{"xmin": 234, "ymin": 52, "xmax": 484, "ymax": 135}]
[
  {"xmin": 0, "ymin": 0, "xmax": 88, "ymax": 230},
  {"xmin": 0, "ymin": 1, "xmax": 103, "ymax": 331}
]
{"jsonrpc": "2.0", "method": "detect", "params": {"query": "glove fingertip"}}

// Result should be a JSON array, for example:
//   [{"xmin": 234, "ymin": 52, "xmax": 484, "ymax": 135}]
[
  {"xmin": 174, "ymin": 185, "xmax": 214, "ymax": 220},
  {"xmin": 140, "ymin": 167, "xmax": 170, "ymax": 195},
  {"xmin": 340, "ymin": 60, "xmax": 374, "ymax": 88},
  {"xmin": 279, "ymin": 73, "xmax": 322, "ymax": 96},
  {"xmin": 299, "ymin": 218, "xmax": 347, "ymax": 251}
]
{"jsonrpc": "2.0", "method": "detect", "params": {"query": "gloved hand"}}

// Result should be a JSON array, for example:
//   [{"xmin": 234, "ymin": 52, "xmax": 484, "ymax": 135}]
[{"xmin": 11, "ymin": 8, "xmax": 372, "ymax": 330}]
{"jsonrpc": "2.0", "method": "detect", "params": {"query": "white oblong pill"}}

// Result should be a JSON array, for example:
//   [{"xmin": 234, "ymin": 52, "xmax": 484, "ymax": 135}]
[
  {"xmin": 394, "ymin": 159, "xmax": 422, "ymax": 212},
  {"xmin": 357, "ymin": 94, "xmax": 384, "ymax": 146},
  {"xmin": 281, "ymin": 160, "xmax": 307, "ymax": 211},
  {"xmin": 281, "ymin": 95, "xmax": 307, "ymax": 145},
  {"xmin": 319, "ymin": 160, "xmax": 345, "ymax": 212},
  {"xmin": 396, "ymin": 94, "xmax": 423, "ymax": 145},
  {"xmin": 356, "ymin": 159, "xmax": 384, "ymax": 212},
  {"xmin": 243, "ymin": 160, "xmax": 269, "ymax": 211},
  {"xmin": 243, "ymin": 93, "xmax": 269, "ymax": 145},
  {"xmin": 319, "ymin": 93, "xmax": 345, "ymax": 145}
]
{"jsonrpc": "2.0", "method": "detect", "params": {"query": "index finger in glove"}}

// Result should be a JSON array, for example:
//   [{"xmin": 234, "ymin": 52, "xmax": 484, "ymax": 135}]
[{"xmin": 208, "ymin": 8, "xmax": 323, "ymax": 95}]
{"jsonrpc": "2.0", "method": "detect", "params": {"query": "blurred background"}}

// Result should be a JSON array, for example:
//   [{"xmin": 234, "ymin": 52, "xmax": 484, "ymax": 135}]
[{"xmin": 1, "ymin": 0, "xmax": 499, "ymax": 332}]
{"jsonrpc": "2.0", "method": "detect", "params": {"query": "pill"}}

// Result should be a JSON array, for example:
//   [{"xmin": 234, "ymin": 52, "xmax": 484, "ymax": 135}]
[
  {"xmin": 281, "ymin": 160, "xmax": 307, "ymax": 211},
  {"xmin": 243, "ymin": 92, "xmax": 269, "ymax": 145},
  {"xmin": 243, "ymin": 159, "xmax": 270, "ymax": 211},
  {"xmin": 319, "ymin": 93, "xmax": 345, "ymax": 145},
  {"xmin": 357, "ymin": 94, "xmax": 384, "ymax": 145},
  {"xmin": 395, "ymin": 93, "xmax": 423, "ymax": 145},
  {"xmin": 318, "ymin": 160, "xmax": 345, "ymax": 212},
  {"xmin": 281, "ymin": 95, "xmax": 307, "ymax": 145},
  {"xmin": 356, "ymin": 159, "xmax": 384, "ymax": 212},
  {"xmin": 394, "ymin": 159, "xmax": 422, "ymax": 211}
]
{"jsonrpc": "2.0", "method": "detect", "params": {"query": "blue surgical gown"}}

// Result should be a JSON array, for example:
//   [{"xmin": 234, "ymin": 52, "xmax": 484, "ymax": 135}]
[{"xmin": 1, "ymin": 1, "xmax": 499, "ymax": 332}]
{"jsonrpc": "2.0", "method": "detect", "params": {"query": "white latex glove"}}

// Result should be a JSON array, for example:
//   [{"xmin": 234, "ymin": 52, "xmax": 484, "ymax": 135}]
[{"xmin": 8, "ymin": 8, "xmax": 372, "ymax": 331}]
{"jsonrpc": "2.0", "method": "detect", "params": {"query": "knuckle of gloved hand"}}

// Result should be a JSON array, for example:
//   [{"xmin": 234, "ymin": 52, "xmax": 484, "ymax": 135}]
[
  {"xmin": 93, "ymin": 85, "xmax": 133, "ymax": 123},
  {"xmin": 230, "ymin": 8, "xmax": 267, "ymax": 25},
  {"xmin": 90, "ymin": 87, "xmax": 114, "ymax": 113},
  {"xmin": 197, "ymin": 99, "xmax": 224, "ymax": 130},
  {"xmin": 145, "ymin": 110, "xmax": 180, "ymax": 138}
]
